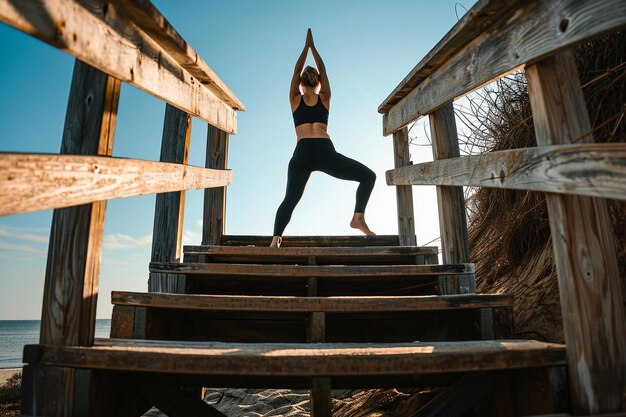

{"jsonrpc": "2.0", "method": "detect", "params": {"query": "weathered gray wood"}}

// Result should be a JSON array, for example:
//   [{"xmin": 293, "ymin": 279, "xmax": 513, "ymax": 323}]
[
  {"xmin": 429, "ymin": 104, "xmax": 474, "ymax": 294},
  {"xmin": 307, "ymin": 312, "xmax": 326, "ymax": 342},
  {"xmin": 386, "ymin": 143, "xmax": 626, "ymax": 200},
  {"xmin": 24, "ymin": 339, "xmax": 567, "ymax": 377},
  {"xmin": 111, "ymin": 291, "xmax": 512, "ymax": 312},
  {"xmin": 106, "ymin": 0, "xmax": 244, "ymax": 111},
  {"xmin": 35, "ymin": 60, "xmax": 119, "ymax": 417},
  {"xmin": 310, "ymin": 377, "xmax": 332, "ymax": 417},
  {"xmin": 149, "ymin": 104, "xmax": 192, "ymax": 294},
  {"xmin": 220, "ymin": 234, "xmax": 401, "ymax": 247},
  {"xmin": 202, "ymin": 126, "xmax": 229, "ymax": 245},
  {"xmin": 41, "ymin": 61, "xmax": 119, "ymax": 347},
  {"xmin": 0, "ymin": 153, "xmax": 233, "ymax": 216},
  {"xmin": 526, "ymin": 50, "xmax": 625, "ymax": 414},
  {"xmin": 382, "ymin": 0, "xmax": 626, "ymax": 134},
  {"xmin": 0, "ymin": 0, "xmax": 239, "ymax": 133},
  {"xmin": 392, "ymin": 127, "xmax": 416, "ymax": 245},
  {"xmin": 413, "ymin": 373, "xmax": 493, "ymax": 417},
  {"xmin": 149, "ymin": 262, "xmax": 475, "ymax": 277}
]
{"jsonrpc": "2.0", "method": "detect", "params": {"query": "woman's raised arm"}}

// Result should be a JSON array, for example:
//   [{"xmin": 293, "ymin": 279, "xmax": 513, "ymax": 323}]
[
  {"xmin": 308, "ymin": 30, "xmax": 331, "ymax": 100},
  {"xmin": 289, "ymin": 31, "xmax": 311, "ymax": 101}
]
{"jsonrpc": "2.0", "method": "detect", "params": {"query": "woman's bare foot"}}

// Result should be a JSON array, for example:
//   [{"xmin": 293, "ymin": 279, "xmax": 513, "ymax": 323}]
[
  {"xmin": 350, "ymin": 213, "xmax": 376, "ymax": 236},
  {"xmin": 270, "ymin": 236, "xmax": 282, "ymax": 247}
]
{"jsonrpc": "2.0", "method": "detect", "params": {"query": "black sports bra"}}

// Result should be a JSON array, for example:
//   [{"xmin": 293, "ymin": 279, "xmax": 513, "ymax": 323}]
[{"xmin": 292, "ymin": 95, "xmax": 329, "ymax": 127}]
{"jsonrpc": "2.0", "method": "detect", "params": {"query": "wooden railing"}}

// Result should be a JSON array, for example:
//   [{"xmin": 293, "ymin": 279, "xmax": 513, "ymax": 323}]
[
  {"xmin": 0, "ymin": 0, "xmax": 243, "ymax": 353},
  {"xmin": 379, "ymin": 0, "xmax": 626, "ymax": 414}
]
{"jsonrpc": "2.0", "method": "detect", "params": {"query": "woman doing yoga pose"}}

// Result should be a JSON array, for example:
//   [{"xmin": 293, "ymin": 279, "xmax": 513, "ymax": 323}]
[{"xmin": 270, "ymin": 29, "xmax": 376, "ymax": 247}]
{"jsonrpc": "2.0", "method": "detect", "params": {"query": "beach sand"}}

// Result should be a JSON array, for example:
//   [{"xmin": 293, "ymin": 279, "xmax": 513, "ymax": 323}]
[{"xmin": 0, "ymin": 369, "xmax": 21, "ymax": 385}]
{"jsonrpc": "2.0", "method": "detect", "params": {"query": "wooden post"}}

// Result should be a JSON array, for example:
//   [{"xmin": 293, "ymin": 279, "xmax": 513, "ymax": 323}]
[
  {"xmin": 30, "ymin": 60, "xmax": 120, "ymax": 416},
  {"xmin": 149, "ymin": 104, "xmax": 192, "ymax": 293},
  {"xmin": 392, "ymin": 127, "xmax": 417, "ymax": 246},
  {"xmin": 429, "ymin": 104, "xmax": 474, "ymax": 294},
  {"xmin": 526, "ymin": 50, "xmax": 625, "ymax": 414},
  {"xmin": 202, "ymin": 125, "xmax": 229, "ymax": 245}
]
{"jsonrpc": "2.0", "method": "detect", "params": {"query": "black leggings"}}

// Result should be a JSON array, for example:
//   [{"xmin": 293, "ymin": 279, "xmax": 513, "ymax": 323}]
[{"xmin": 273, "ymin": 138, "xmax": 376, "ymax": 236}]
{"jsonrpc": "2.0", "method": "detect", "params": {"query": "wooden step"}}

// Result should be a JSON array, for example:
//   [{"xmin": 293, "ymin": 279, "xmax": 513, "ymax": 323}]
[
  {"xmin": 220, "ymin": 235, "xmax": 402, "ymax": 247},
  {"xmin": 149, "ymin": 262, "xmax": 473, "ymax": 278},
  {"xmin": 183, "ymin": 245, "xmax": 439, "ymax": 265},
  {"xmin": 112, "ymin": 291, "xmax": 511, "ymax": 312},
  {"xmin": 24, "ymin": 339, "xmax": 565, "ymax": 380}
]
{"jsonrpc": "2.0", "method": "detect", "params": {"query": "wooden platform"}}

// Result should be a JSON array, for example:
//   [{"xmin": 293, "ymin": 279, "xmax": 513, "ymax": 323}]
[
  {"xmin": 24, "ymin": 339, "xmax": 566, "ymax": 379},
  {"xmin": 219, "ymin": 235, "xmax": 402, "ymax": 247}
]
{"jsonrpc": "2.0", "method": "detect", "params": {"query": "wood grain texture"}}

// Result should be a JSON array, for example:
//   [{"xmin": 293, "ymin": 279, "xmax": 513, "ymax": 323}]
[
  {"xmin": 149, "ymin": 262, "xmax": 475, "ymax": 277},
  {"xmin": 110, "ymin": 291, "xmax": 512, "ymax": 312},
  {"xmin": 220, "ymin": 235, "xmax": 401, "ymax": 247},
  {"xmin": 24, "ymin": 339, "xmax": 567, "ymax": 377},
  {"xmin": 429, "ymin": 104, "xmax": 474, "ymax": 295},
  {"xmin": 382, "ymin": 0, "xmax": 626, "ymax": 134},
  {"xmin": 151, "ymin": 104, "xmax": 191, "ymax": 265},
  {"xmin": 202, "ymin": 126, "xmax": 229, "ymax": 245},
  {"xmin": 0, "ymin": 153, "xmax": 232, "ymax": 216},
  {"xmin": 526, "ymin": 50, "xmax": 625, "ymax": 414},
  {"xmin": 41, "ymin": 61, "xmax": 119, "ymax": 347},
  {"xmin": 386, "ymin": 143, "xmax": 626, "ymax": 200},
  {"xmin": 392, "ymin": 128, "xmax": 417, "ymax": 246},
  {"xmin": 310, "ymin": 377, "xmax": 332, "ymax": 417},
  {"xmin": 107, "ymin": 0, "xmax": 244, "ymax": 111},
  {"xmin": 0, "ymin": 0, "xmax": 238, "ymax": 133}
]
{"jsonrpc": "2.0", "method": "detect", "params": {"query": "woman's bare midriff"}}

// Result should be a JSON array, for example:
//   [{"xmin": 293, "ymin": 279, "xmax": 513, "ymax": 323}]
[{"xmin": 296, "ymin": 122, "xmax": 330, "ymax": 141}]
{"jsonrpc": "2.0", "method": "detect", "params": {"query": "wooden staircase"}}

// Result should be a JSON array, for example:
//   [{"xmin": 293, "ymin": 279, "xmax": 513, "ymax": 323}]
[{"xmin": 24, "ymin": 235, "xmax": 568, "ymax": 416}]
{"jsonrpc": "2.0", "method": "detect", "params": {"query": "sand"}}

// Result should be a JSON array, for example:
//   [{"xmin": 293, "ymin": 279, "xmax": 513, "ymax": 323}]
[{"xmin": 0, "ymin": 369, "xmax": 21, "ymax": 386}]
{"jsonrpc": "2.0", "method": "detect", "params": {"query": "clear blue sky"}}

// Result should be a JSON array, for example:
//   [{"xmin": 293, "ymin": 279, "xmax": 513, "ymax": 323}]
[{"xmin": 0, "ymin": 0, "xmax": 476, "ymax": 319}]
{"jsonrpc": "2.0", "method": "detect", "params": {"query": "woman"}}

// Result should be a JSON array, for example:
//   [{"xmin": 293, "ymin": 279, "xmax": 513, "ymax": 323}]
[{"xmin": 270, "ymin": 29, "xmax": 376, "ymax": 247}]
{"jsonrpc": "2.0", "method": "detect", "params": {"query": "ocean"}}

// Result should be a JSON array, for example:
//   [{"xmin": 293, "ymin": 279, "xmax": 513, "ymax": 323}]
[{"xmin": 0, "ymin": 319, "xmax": 111, "ymax": 369}]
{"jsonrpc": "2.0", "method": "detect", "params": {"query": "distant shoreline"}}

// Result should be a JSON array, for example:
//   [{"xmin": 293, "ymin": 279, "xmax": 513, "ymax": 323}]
[{"xmin": 0, "ymin": 368, "xmax": 20, "ymax": 385}]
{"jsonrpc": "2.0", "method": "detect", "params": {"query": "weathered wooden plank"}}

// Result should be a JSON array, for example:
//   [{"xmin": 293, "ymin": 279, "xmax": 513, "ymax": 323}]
[
  {"xmin": 184, "ymin": 245, "xmax": 439, "ymax": 264},
  {"xmin": 0, "ymin": 153, "xmax": 232, "ymax": 216},
  {"xmin": 220, "ymin": 234, "xmax": 401, "ymax": 247},
  {"xmin": 382, "ymin": 0, "xmax": 626, "ymax": 134},
  {"xmin": 202, "ymin": 126, "xmax": 229, "ymax": 245},
  {"xmin": 149, "ymin": 262, "xmax": 475, "ymax": 277},
  {"xmin": 0, "ymin": 0, "xmax": 238, "ymax": 133},
  {"xmin": 386, "ymin": 143, "xmax": 626, "ymax": 200},
  {"xmin": 107, "ymin": 0, "xmax": 244, "ymax": 111},
  {"xmin": 111, "ymin": 291, "xmax": 512, "ymax": 313},
  {"xmin": 24, "ymin": 339, "xmax": 567, "ymax": 377},
  {"xmin": 41, "ymin": 61, "xmax": 119, "ymax": 347},
  {"xmin": 526, "ymin": 50, "xmax": 625, "ymax": 414},
  {"xmin": 429, "ymin": 104, "xmax": 474, "ymax": 295},
  {"xmin": 378, "ymin": 0, "xmax": 522, "ymax": 113},
  {"xmin": 110, "ymin": 306, "xmax": 135, "ymax": 339},
  {"xmin": 310, "ymin": 377, "xmax": 332, "ymax": 417},
  {"xmin": 392, "ymin": 127, "xmax": 417, "ymax": 245}
]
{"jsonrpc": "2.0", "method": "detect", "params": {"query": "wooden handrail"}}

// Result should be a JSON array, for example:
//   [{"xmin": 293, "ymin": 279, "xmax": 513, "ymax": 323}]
[
  {"xmin": 0, "ymin": 0, "xmax": 241, "ymax": 133},
  {"xmin": 386, "ymin": 143, "xmax": 626, "ymax": 200},
  {"xmin": 0, "ymin": 153, "xmax": 233, "ymax": 216},
  {"xmin": 380, "ymin": 0, "xmax": 626, "ymax": 135}
]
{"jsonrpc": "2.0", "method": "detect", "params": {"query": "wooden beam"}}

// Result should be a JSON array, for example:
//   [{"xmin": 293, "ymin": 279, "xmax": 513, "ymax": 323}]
[
  {"xmin": 310, "ymin": 377, "xmax": 332, "ymax": 417},
  {"xmin": 202, "ymin": 126, "xmax": 229, "ymax": 245},
  {"xmin": 220, "ymin": 234, "xmax": 401, "ymax": 247},
  {"xmin": 392, "ymin": 127, "xmax": 417, "ymax": 245},
  {"xmin": 107, "ymin": 0, "xmax": 244, "ymax": 111},
  {"xmin": 526, "ymin": 50, "xmax": 625, "ymax": 414},
  {"xmin": 111, "ymin": 291, "xmax": 513, "ymax": 312},
  {"xmin": 24, "ymin": 339, "xmax": 567, "ymax": 377},
  {"xmin": 148, "ymin": 262, "xmax": 475, "ymax": 277},
  {"xmin": 149, "ymin": 104, "xmax": 192, "ymax": 294},
  {"xmin": 0, "ymin": 154, "xmax": 232, "ymax": 217},
  {"xmin": 34, "ymin": 61, "xmax": 119, "ymax": 417},
  {"xmin": 385, "ymin": 143, "xmax": 626, "ymax": 200},
  {"xmin": 41, "ymin": 61, "xmax": 119, "ymax": 347},
  {"xmin": 382, "ymin": 0, "xmax": 626, "ymax": 134},
  {"xmin": 0, "ymin": 0, "xmax": 238, "ymax": 133},
  {"xmin": 429, "ymin": 104, "xmax": 474, "ymax": 294}
]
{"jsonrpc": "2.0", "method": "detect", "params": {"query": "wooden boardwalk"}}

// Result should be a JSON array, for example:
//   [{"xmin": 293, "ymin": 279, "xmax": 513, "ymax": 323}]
[{"xmin": 1, "ymin": 0, "xmax": 625, "ymax": 416}]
